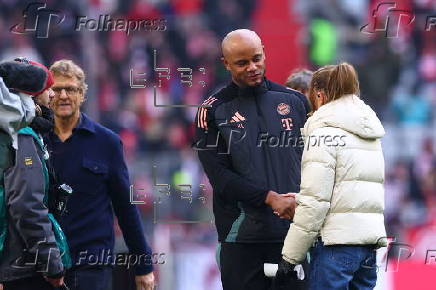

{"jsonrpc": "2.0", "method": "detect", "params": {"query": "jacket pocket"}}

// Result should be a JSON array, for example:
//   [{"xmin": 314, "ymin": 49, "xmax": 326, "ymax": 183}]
[
  {"xmin": 83, "ymin": 158, "xmax": 108, "ymax": 174},
  {"xmin": 75, "ymin": 158, "xmax": 109, "ymax": 195}
]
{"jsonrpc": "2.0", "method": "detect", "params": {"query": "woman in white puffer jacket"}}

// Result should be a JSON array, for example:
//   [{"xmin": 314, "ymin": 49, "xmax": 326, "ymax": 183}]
[{"xmin": 276, "ymin": 63, "xmax": 387, "ymax": 290}]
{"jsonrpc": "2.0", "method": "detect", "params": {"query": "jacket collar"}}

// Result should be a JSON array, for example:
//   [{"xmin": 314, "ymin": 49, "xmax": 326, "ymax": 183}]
[
  {"xmin": 230, "ymin": 77, "xmax": 269, "ymax": 98},
  {"xmin": 74, "ymin": 113, "xmax": 96, "ymax": 134}
]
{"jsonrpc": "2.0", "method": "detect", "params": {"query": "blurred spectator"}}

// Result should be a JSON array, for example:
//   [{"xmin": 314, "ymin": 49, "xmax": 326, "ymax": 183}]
[
  {"xmin": 285, "ymin": 68, "xmax": 313, "ymax": 96},
  {"xmin": 384, "ymin": 160, "xmax": 410, "ymax": 236},
  {"xmin": 391, "ymin": 85, "xmax": 432, "ymax": 126}
]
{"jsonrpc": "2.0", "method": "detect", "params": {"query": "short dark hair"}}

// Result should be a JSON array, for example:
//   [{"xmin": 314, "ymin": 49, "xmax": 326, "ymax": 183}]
[{"xmin": 285, "ymin": 69, "xmax": 313, "ymax": 94}]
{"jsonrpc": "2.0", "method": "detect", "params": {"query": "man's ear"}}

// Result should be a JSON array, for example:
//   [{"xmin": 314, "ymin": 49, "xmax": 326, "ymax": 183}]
[
  {"xmin": 221, "ymin": 57, "xmax": 230, "ymax": 71},
  {"xmin": 79, "ymin": 92, "xmax": 86, "ymax": 105}
]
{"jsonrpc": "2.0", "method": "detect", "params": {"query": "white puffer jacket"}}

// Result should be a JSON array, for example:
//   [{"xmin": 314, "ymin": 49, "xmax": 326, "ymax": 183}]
[{"xmin": 282, "ymin": 94, "xmax": 387, "ymax": 265}]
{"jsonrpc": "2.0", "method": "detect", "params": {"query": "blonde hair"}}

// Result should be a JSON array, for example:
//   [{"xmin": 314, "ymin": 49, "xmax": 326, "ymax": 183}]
[
  {"xmin": 49, "ymin": 59, "xmax": 88, "ymax": 95},
  {"xmin": 326, "ymin": 62, "xmax": 359, "ymax": 101},
  {"xmin": 309, "ymin": 62, "xmax": 359, "ymax": 109},
  {"xmin": 308, "ymin": 65, "xmax": 335, "ymax": 110}
]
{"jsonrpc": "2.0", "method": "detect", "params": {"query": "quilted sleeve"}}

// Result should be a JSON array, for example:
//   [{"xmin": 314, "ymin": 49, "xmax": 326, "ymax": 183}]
[{"xmin": 281, "ymin": 127, "xmax": 337, "ymax": 264}]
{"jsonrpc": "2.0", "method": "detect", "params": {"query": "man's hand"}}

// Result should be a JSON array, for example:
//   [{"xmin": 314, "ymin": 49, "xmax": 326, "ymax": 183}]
[
  {"xmin": 275, "ymin": 258, "xmax": 298, "ymax": 289},
  {"xmin": 135, "ymin": 272, "xmax": 155, "ymax": 290},
  {"xmin": 0, "ymin": 282, "xmax": 3, "ymax": 290},
  {"xmin": 265, "ymin": 191, "xmax": 296, "ymax": 220},
  {"xmin": 44, "ymin": 276, "xmax": 64, "ymax": 288}
]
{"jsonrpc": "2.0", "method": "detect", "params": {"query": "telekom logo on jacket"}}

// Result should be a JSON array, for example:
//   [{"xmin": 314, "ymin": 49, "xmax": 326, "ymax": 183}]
[{"xmin": 281, "ymin": 118, "xmax": 293, "ymax": 131}]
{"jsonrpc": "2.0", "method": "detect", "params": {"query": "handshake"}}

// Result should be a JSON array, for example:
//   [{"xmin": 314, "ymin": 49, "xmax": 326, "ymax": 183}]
[{"xmin": 265, "ymin": 191, "xmax": 297, "ymax": 220}]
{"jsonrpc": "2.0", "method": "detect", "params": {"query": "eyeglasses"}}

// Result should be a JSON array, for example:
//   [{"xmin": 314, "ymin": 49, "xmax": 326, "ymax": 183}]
[{"xmin": 52, "ymin": 86, "xmax": 82, "ymax": 96}]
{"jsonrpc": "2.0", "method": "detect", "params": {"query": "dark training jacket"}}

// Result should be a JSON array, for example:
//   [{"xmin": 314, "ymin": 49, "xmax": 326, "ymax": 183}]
[{"xmin": 194, "ymin": 78, "xmax": 308, "ymax": 243}]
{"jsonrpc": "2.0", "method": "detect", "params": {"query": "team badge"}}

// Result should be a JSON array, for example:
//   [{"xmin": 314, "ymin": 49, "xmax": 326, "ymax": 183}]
[{"xmin": 277, "ymin": 103, "xmax": 290, "ymax": 115}]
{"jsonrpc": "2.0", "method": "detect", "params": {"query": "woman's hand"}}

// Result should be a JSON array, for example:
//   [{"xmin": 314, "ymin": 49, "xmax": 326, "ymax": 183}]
[{"xmin": 270, "ymin": 192, "xmax": 297, "ymax": 220}]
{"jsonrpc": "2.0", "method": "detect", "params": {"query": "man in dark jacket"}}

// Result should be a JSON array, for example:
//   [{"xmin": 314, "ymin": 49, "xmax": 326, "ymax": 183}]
[
  {"xmin": 194, "ymin": 29, "xmax": 309, "ymax": 290},
  {"xmin": 0, "ymin": 60, "xmax": 68, "ymax": 290},
  {"xmin": 45, "ymin": 59, "xmax": 154, "ymax": 290}
]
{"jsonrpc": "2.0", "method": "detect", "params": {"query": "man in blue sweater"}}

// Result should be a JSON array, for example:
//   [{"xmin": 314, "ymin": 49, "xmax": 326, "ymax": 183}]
[{"xmin": 45, "ymin": 59, "xmax": 155, "ymax": 290}]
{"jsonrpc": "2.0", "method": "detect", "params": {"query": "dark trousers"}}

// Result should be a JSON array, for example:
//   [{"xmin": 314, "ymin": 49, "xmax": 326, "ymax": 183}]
[
  {"xmin": 309, "ymin": 241, "xmax": 377, "ymax": 290},
  {"xmin": 3, "ymin": 275, "xmax": 54, "ymax": 290},
  {"xmin": 219, "ymin": 242, "xmax": 308, "ymax": 290},
  {"xmin": 64, "ymin": 265, "xmax": 112, "ymax": 290}
]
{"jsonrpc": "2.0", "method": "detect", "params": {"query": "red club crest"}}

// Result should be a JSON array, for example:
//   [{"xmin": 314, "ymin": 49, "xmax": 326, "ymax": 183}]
[{"xmin": 277, "ymin": 103, "xmax": 290, "ymax": 115}]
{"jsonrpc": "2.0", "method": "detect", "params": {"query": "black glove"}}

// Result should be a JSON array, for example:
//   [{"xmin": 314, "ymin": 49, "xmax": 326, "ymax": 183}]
[
  {"xmin": 275, "ymin": 258, "xmax": 298, "ymax": 288},
  {"xmin": 0, "ymin": 60, "xmax": 49, "ymax": 95}
]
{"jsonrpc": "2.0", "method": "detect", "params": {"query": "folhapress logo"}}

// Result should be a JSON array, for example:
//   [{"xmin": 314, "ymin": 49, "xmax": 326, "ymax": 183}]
[
  {"xmin": 10, "ymin": 2, "xmax": 65, "ymax": 38},
  {"xmin": 75, "ymin": 15, "xmax": 167, "ymax": 35},
  {"xmin": 360, "ymin": 2, "xmax": 415, "ymax": 38}
]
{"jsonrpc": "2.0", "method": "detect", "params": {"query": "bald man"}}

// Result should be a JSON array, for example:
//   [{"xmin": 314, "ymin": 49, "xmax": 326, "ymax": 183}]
[{"xmin": 194, "ymin": 29, "xmax": 308, "ymax": 289}]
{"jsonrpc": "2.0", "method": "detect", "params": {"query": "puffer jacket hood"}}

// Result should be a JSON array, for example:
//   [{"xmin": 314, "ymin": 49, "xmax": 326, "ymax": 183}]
[{"xmin": 304, "ymin": 94, "xmax": 385, "ymax": 139}]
